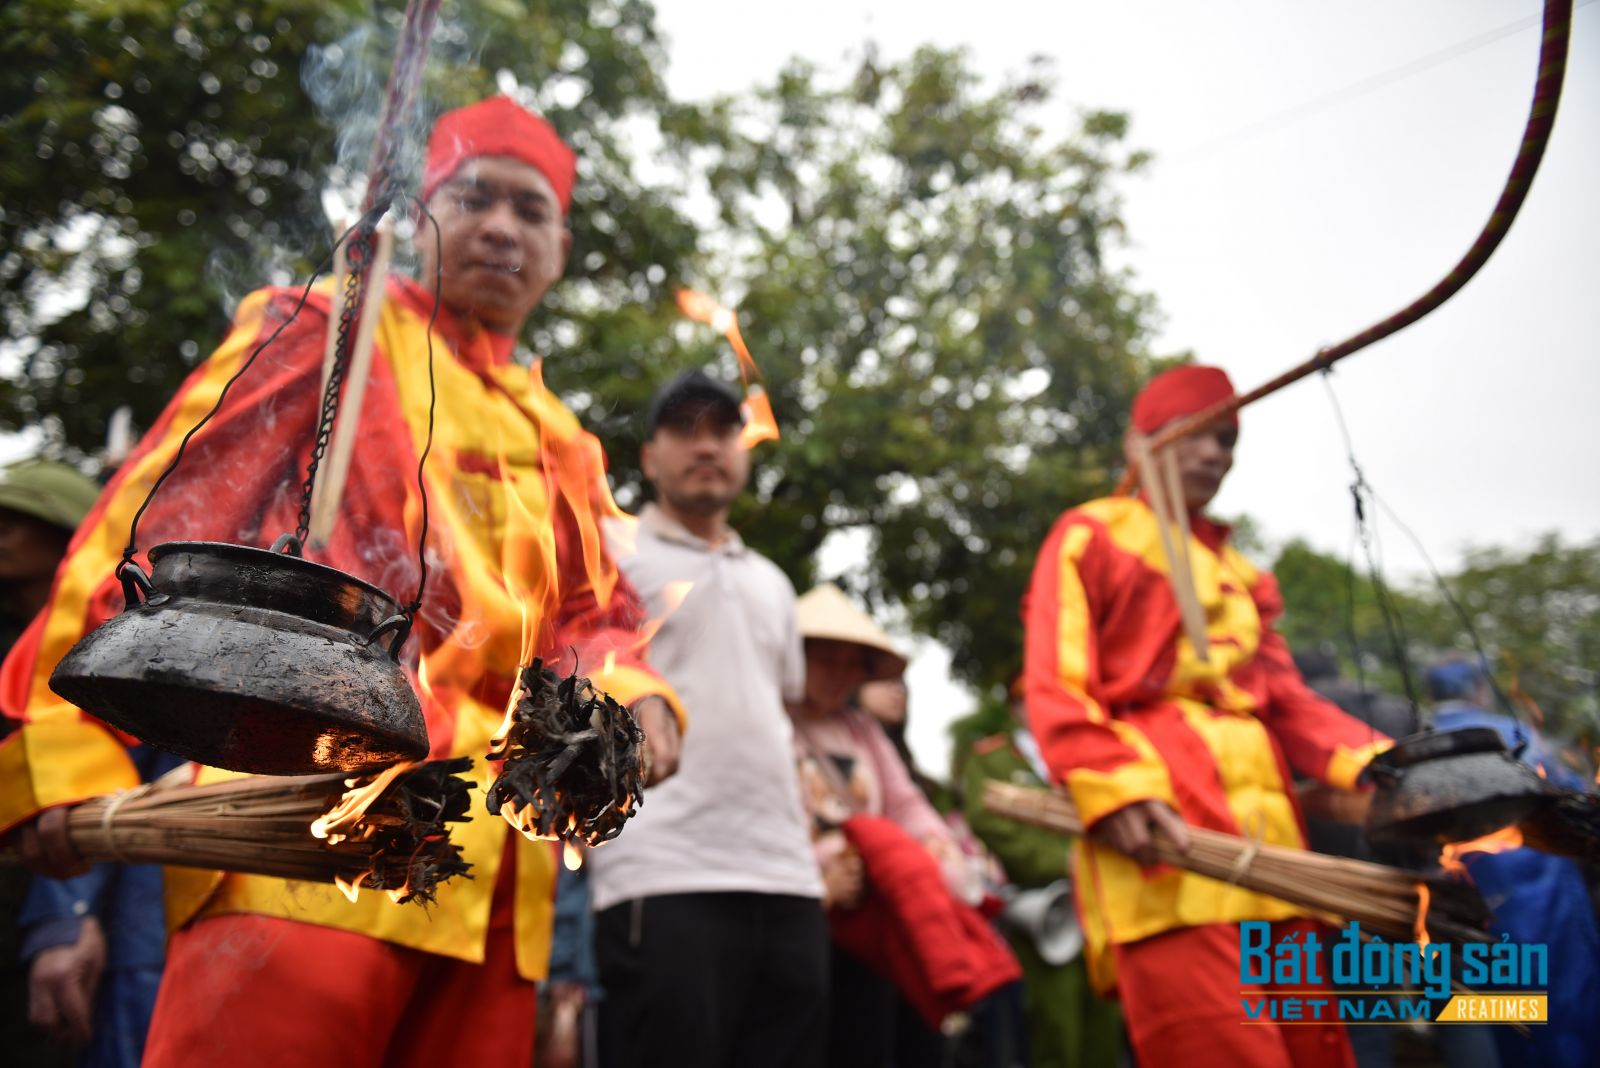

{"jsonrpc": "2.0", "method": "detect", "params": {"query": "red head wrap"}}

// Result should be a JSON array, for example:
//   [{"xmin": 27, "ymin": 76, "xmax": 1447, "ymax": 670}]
[
  {"xmin": 1130, "ymin": 365, "xmax": 1239, "ymax": 436},
  {"xmin": 421, "ymin": 96, "xmax": 577, "ymax": 213}
]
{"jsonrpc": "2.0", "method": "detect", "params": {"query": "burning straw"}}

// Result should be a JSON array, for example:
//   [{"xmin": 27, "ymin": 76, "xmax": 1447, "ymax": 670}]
[
  {"xmin": 982, "ymin": 781, "xmax": 1492, "ymax": 945},
  {"xmin": 7, "ymin": 759, "xmax": 475, "ymax": 905},
  {"xmin": 487, "ymin": 658, "xmax": 646, "ymax": 849}
]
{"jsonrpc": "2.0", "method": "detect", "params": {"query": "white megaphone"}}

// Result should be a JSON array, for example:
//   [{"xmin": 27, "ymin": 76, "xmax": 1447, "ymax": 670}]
[{"xmin": 1000, "ymin": 878, "xmax": 1083, "ymax": 966}]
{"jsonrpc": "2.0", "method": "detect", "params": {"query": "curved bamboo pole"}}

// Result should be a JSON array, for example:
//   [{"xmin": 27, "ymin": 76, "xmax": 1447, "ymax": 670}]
[{"xmin": 1117, "ymin": 0, "xmax": 1574, "ymax": 493}]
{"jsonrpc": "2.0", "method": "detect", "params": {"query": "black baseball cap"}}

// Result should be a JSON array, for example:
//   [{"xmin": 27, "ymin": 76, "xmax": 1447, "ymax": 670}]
[{"xmin": 645, "ymin": 370, "xmax": 744, "ymax": 437}]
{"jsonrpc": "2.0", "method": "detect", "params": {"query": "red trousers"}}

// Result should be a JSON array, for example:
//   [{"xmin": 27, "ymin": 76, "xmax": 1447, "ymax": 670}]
[
  {"xmin": 143, "ymin": 854, "xmax": 534, "ymax": 1067},
  {"xmin": 1113, "ymin": 919, "xmax": 1355, "ymax": 1068}
]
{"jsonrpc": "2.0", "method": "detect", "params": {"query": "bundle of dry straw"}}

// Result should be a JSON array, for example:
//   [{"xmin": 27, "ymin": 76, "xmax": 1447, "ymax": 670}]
[
  {"xmin": 7, "ymin": 758, "xmax": 475, "ymax": 905},
  {"xmin": 982, "ymin": 780, "xmax": 1491, "ymax": 944}
]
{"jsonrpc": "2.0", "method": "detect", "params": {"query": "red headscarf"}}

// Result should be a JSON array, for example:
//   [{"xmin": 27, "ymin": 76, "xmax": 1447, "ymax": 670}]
[
  {"xmin": 421, "ymin": 96, "xmax": 577, "ymax": 213},
  {"xmin": 1130, "ymin": 365, "xmax": 1238, "ymax": 435}
]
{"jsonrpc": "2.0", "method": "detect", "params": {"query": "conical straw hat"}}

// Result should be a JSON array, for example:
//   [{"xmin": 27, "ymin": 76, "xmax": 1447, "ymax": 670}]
[{"xmin": 795, "ymin": 583, "xmax": 908, "ymax": 682}]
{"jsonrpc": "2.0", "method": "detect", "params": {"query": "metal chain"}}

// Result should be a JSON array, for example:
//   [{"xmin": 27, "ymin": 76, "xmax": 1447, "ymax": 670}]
[{"xmin": 294, "ymin": 225, "xmax": 372, "ymax": 545}]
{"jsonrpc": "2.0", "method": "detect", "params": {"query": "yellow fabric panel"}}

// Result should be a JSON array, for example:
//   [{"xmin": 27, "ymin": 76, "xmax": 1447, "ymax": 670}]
[
  {"xmin": 514, "ymin": 833, "xmax": 558, "ymax": 981},
  {"xmin": 162, "ymin": 865, "xmax": 224, "ymax": 934},
  {"xmin": 1075, "ymin": 497, "xmax": 1157, "ymax": 566},
  {"xmin": 1073, "ymin": 841, "xmax": 1121, "ymax": 995},
  {"xmin": 1052, "ymin": 523, "xmax": 1099, "ymax": 718},
  {"xmin": 1172, "ymin": 699, "xmax": 1303, "ymax": 856},
  {"xmin": 1168, "ymin": 539, "xmax": 1262, "ymax": 703},
  {"xmin": 381, "ymin": 310, "xmax": 552, "ymax": 684},
  {"xmin": 0, "ymin": 719, "xmax": 138, "ymax": 829}
]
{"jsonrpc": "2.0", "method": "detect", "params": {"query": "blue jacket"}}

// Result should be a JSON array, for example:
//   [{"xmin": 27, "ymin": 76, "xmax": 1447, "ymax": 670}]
[
  {"xmin": 18, "ymin": 746, "xmax": 186, "ymax": 970},
  {"xmin": 1433, "ymin": 706, "xmax": 1599, "ymax": 1068}
]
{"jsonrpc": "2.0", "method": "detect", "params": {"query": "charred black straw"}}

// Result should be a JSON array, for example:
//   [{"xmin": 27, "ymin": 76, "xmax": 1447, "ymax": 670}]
[{"xmin": 485, "ymin": 659, "xmax": 646, "ymax": 848}]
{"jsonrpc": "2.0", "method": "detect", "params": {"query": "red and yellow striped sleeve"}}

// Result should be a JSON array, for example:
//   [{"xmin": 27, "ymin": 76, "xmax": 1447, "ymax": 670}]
[
  {"xmin": 1247, "ymin": 567, "xmax": 1392, "ymax": 790},
  {"xmin": 1022, "ymin": 512, "xmax": 1175, "ymax": 828}
]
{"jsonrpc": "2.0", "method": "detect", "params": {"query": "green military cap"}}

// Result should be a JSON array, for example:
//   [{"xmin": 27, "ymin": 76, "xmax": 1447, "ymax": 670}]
[{"xmin": 0, "ymin": 459, "xmax": 101, "ymax": 532}]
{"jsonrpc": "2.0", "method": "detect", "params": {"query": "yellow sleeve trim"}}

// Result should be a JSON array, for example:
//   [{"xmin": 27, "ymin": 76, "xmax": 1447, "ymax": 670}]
[
  {"xmin": 1324, "ymin": 738, "xmax": 1394, "ymax": 792},
  {"xmin": 1066, "ymin": 720, "xmax": 1176, "ymax": 828},
  {"xmin": 1067, "ymin": 758, "xmax": 1177, "ymax": 830},
  {"xmin": 591, "ymin": 662, "xmax": 686, "ymax": 736}
]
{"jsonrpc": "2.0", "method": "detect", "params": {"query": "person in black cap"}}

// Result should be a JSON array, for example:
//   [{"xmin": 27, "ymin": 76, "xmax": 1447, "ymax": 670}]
[{"xmin": 590, "ymin": 370, "xmax": 832, "ymax": 1068}]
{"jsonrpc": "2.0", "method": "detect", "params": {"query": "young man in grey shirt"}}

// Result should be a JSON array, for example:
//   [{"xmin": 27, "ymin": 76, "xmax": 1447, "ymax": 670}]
[{"xmin": 590, "ymin": 371, "xmax": 829, "ymax": 1068}]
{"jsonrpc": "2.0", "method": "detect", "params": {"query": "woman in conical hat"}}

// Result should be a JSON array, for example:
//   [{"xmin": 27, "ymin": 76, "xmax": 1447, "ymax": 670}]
[{"xmin": 790, "ymin": 584, "xmax": 1001, "ymax": 1066}]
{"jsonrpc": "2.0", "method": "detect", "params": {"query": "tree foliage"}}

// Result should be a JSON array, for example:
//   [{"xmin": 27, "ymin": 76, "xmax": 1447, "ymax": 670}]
[
  {"xmin": 1273, "ymin": 534, "xmax": 1600, "ymax": 744},
  {"xmin": 636, "ymin": 50, "xmax": 1161, "ymax": 691}
]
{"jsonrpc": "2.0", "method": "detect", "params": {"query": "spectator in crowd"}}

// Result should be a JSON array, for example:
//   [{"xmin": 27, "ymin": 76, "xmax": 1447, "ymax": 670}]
[
  {"xmin": 590, "ymin": 370, "xmax": 827, "ymax": 1068},
  {"xmin": 791, "ymin": 583, "xmax": 1017, "ymax": 1068},
  {"xmin": 1, "ymin": 458, "xmax": 102, "ymax": 1068}
]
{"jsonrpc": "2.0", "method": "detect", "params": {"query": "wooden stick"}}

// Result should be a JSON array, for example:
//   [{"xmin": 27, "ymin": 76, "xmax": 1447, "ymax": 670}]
[
  {"xmin": 1132, "ymin": 434, "xmax": 1210, "ymax": 661},
  {"xmin": 307, "ymin": 213, "xmax": 395, "ymax": 549},
  {"xmin": 319, "ymin": 232, "xmax": 349, "ymax": 400},
  {"xmin": 1155, "ymin": 443, "xmax": 1209, "ymax": 662}
]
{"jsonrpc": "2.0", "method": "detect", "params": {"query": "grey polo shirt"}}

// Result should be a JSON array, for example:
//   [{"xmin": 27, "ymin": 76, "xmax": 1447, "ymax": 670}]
[{"xmin": 588, "ymin": 504, "xmax": 823, "ymax": 910}]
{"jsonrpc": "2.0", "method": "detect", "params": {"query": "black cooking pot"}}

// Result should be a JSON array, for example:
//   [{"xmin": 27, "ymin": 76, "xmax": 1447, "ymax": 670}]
[
  {"xmin": 1364, "ymin": 726, "xmax": 1549, "ymax": 844},
  {"xmin": 50, "ymin": 538, "xmax": 429, "ymax": 775}
]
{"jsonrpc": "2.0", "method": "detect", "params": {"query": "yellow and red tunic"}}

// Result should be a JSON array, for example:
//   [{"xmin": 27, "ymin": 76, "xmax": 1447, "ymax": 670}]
[
  {"xmin": 1022, "ymin": 495, "xmax": 1388, "ymax": 992},
  {"xmin": 0, "ymin": 276, "xmax": 680, "ymax": 980}
]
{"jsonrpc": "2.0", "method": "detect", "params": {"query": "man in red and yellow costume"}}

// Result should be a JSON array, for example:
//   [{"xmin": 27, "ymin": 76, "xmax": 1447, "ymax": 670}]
[
  {"xmin": 0, "ymin": 96, "xmax": 683, "ymax": 1066},
  {"xmin": 1022, "ymin": 365, "xmax": 1390, "ymax": 1068}
]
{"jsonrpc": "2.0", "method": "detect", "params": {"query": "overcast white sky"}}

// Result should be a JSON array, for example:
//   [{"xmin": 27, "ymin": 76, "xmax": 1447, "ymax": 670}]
[{"xmin": 651, "ymin": 0, "xmax": 1600, "ymax": 773}]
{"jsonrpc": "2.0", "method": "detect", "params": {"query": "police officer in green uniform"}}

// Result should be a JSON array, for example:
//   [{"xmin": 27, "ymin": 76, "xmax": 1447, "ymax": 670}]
[{"xmin": 961, "ymin": 678, "xmax": 1124, "ymax": 1068}]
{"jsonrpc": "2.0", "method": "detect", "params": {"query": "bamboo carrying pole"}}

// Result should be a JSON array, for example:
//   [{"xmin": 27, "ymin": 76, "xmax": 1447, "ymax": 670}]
[
  {"xmin": 319, "ymin": 236, "xmax": 349, "ymax": 399},
  {"xmin": 981, "ymin": 780, "xmax": 1491, "ymax": 945},
  {"xmin": 1114, "ymin": 0, "xmax": 1574, "ymax": 496}
]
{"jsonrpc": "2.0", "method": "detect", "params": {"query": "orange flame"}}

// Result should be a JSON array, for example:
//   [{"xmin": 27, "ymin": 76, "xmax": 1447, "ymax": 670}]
[
  {"xmin": 1439, "ymin": 825, "xmax": 1524, "ymax": 877},
  {"xmin": 675, "ymin": 289, "xmax": 780, "ymax": 449},
  {"xmin": 311, "ymin": 763, "xmax": 413, "ymax": 844},
  {"xmin": 739, "ymin": 385, "xmax": 780, "ymax": 449},
  {"xmin": 1413, "ymin": 882, "xmax": 1431, "ymax": 947},
  {"xmin": 563, "ymin": 841, "xmax": 583, "ymax": 871},
  {"xmin": 334, "ymin": 871, "xmax": 366, "ymax": 903}
]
